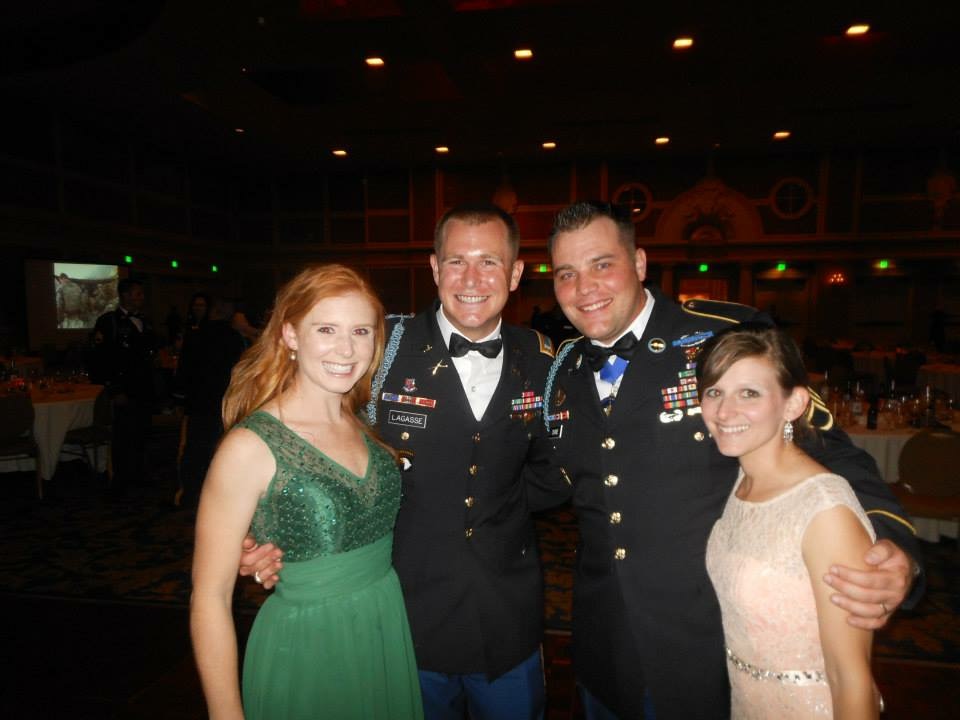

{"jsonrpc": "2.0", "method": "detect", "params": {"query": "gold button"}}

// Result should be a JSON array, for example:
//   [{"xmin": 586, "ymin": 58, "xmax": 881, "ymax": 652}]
[
  {"xmin": 473, "ymin": 432, "xmax": 481, "ymax": 443},
  {"xmin": 604, "ymin": 474, "xmax": 618, "ymax": 487},
  {"xmin": 693, "ymin": 431, "xmax": 704, "ymax": 442},
  {"xmin": 468, "ymin": 464, "xmax": 478, "ymax": 476},
  {"xmin": 614, "ymin": 548, "xmax": 627, "ymax": 560},
  {"xmin": 465, "ymin": 496, "xmax": 475, "ymax": 508},
  {"xmin": 400, "ymin": 431, "xmax": 410, "ymax": 441},
  {"xmin": 465, "ymin": 528, "xmax": 473, "ymax": 539},
  {"xmin": 602, "ymin": 437, "xmax": 616, "ymax": 450},
  {"xmin": 610, "ymin": 511, "xmax": 622, "ymax": 524}
]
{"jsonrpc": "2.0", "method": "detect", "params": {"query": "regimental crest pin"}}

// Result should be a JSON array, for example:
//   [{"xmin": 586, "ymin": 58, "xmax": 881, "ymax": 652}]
[{"xmin": 402, "ymin": 378, "xmax": 417, "ymax": 393}]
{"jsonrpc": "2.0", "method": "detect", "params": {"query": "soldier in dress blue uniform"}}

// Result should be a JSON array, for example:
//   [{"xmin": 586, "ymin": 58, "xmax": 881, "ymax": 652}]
[
  {"xmin": 539, "ymin": 202, "xmax": 922, "ymax": 719},
  {"xmin": 90, "ymin": 278, "xmax": 158, "ymax": 491},
  {"xmin": 241, "ymin": 205, "xmax": 557, "ymax": 720}
]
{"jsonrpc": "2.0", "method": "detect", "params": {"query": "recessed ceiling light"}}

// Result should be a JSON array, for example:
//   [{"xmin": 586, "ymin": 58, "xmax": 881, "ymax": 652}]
[
  {"xmin": 332, "ymin": 149, "xmax": 348, "ymax": 157},
  {"xmin": 673, "ymin": 37, "xmax": 694, "ymax": 50},
  {"xmin": 773, "ymin": 130, "xmax": 791, "ymax": 140},
  {"xmin": 846, "ymin": 24, "xmax": 870, "ymax": 36},
  {"xmin": 542, "ymin": 141, "xmax": 557, "ymax": 150},
  {"xmin": 365, "ymin": 57, "xmax": 385, "ymax": 67},
  {"xmin": 655, "ymin": 137, "xmax": 670, "ymax": 145},
  {"xmin": 234, "ymin": 128, "xmax": 245, "ymax": 134},
  {"xmin": 435, "ymin": 146, "xmax": 449, "ymax": 154},
  {"xmin": 514, "ymin": 48, "xmax": 533, "ymax": 60}
]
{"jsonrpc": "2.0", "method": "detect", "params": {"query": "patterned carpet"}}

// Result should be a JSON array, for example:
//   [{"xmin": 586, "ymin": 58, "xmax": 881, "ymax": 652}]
[{"xmin": 2, "ymin": 459, "xmax": 957, "ymax": 664}]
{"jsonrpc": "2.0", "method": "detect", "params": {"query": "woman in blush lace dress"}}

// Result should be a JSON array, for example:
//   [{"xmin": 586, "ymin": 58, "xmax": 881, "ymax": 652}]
[{"xmin": 698, "ymin": 325, "xmax": 879, "ymax": 719}]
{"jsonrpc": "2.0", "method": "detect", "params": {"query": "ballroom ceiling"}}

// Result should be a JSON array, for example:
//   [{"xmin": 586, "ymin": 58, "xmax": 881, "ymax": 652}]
[{"xmin": 2, "ymin": 1, "xmax": 959, "ymax": 170}]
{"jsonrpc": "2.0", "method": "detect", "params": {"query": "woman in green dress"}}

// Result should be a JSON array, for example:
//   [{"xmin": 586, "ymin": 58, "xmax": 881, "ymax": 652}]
[{"xmin": 191, "ymin": 264, "xmax": 423, "ymax": 720}]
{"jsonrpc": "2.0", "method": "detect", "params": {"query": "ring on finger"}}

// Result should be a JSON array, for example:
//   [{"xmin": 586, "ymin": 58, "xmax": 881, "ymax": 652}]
[
  {"xmin": 879, "ymin": 601, "xmax": 888, "ymax": 615},
  {"xmin": 254, "ymin": 570, "xmax": 263, "ymax": 585}
]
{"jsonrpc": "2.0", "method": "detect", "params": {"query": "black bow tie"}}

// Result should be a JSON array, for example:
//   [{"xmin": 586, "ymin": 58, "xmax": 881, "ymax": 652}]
[
  {"xmin": 582, "ymin": 332, "xmax": 639, "ymax": 372},
  {"xmin": 449, "ymin": 333, "xmax": 503, "ymax": 359}
]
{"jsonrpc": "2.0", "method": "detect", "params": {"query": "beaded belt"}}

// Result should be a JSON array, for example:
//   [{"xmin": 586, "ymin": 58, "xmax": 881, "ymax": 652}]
[{"xmin": 725, "ymin": 647, "xmax": 826, "ymax": 686}]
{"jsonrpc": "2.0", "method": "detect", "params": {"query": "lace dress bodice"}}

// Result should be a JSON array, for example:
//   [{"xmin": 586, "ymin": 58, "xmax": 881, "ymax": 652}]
[
  {"xmin": 705, "ymin": 472, "xmax": 875, "ymax": 718},
  {"xmin": 238, "ymin": 411, "xmax": 401, "ymax": 562}
]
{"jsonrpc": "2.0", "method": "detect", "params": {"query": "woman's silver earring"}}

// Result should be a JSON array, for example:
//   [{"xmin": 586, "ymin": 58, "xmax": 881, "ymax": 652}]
[
  {"xmin": 289, "ymin": 350, "xmax": 297, "ymax": 362},
  {"xmin": 783, "ymin": 419, "xmax": 794, "ymax": 443}
]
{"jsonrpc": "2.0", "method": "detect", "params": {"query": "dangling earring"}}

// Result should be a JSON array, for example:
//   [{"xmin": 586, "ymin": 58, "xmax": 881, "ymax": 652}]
[
  {"xmin": 289, "ymin": 350, "xmax": 297, "ymax": 362},
  {"xmin": 783, "ymin": 419, "xmax": 794, "ymax": 443}
]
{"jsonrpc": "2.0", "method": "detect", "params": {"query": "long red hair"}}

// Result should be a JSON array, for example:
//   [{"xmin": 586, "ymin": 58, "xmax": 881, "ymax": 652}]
[{"xmin": 222, "ymin": 264, "xmax": 386, "ymax": 432}]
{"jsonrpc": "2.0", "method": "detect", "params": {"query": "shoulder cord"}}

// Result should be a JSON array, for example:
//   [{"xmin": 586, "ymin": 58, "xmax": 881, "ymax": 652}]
[
  {"xmin": 543, "ymin": 340, "xmax": 577, "ymax": 430},
  {"xmin": 365, "ymin": 315, "xmax": 409, "ymax": 426}
]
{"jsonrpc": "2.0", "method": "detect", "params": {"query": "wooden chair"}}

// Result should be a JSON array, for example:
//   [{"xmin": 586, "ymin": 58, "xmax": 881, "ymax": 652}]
[
  {"xmin": 61, "ymin": 389, "xmax": 113, "ymax": 483},
  {"xmin": 0, "ymin": 394, "xmax": 43, "ymax": 499},
  {"xmin": 891, "ymin": 430, "xmax": 960, "ymax": 542}
]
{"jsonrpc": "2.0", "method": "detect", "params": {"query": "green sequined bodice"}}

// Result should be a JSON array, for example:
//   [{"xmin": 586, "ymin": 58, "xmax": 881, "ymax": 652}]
[{"xmin": 239, "ymin": 411, "xmax": 401, "ymax": 562}]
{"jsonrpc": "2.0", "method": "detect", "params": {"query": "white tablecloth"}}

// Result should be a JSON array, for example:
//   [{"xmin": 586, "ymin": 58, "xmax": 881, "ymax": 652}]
[
  {"xmin": 847, "ymin": 423, "xmax": 959, "ymax": 541},
  {"xmin": 0, "ymin": 385, "xmax": 105, "ymax": 481}
]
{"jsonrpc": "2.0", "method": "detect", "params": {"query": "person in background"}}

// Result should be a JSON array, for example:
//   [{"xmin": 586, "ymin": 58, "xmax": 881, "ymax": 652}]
[
  {"xmin": 175, "ymin": 297, "xmax": 246, "ymax": 509},
  {"xmin": 231, "ymin": 303, "xmax": 261, "ymax": 346},
  {"xmin": 90, "ymin": 278, "xmax": 158, "ymax": 493},
  {"xmin": 700, "ymin": 324, "xmax": 879, "ymax": 718},
  {"xmin": 539, "ymin": 201, "xmax": 920, "ymax": 719},
  {"xmin": 184, "ymin": 292, "xmax": 211, "ymax": 346},
  {"xmin": 191, "ymin": 264, "xmax": 423, "ymax": 720}
]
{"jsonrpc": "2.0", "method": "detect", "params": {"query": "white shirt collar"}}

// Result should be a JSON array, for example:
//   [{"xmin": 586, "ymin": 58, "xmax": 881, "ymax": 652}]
[{"xmin": 591, "ymin": 288, "xmax": 655, "ymax": 348}]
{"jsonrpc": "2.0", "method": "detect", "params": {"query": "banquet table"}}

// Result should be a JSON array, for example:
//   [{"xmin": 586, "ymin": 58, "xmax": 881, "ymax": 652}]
[
  {"xmin": 846, "ymin": 422, "xmax": 960, "ymax": 542},
  {"xmin": 2, "ymin": 355, "xmax": 43, "ymax": 374},
  {"xmin": 917, "ymin": 363, "xmax": 960, "ymax": 400},
  {"xmin": 0, "ymin": 384, "xmax": 105, "ymax": 481}
]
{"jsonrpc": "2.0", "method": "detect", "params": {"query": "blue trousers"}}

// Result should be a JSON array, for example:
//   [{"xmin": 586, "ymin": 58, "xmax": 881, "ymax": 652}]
[{"xmin": 418, "ymin": 648, "xmax": 545, "ymax": 720}]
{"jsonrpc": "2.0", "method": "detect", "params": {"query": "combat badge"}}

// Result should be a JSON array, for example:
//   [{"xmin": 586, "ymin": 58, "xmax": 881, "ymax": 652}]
[{"xmin": 672, "ymin": 330, "xmax": 714, "ymax": 365}]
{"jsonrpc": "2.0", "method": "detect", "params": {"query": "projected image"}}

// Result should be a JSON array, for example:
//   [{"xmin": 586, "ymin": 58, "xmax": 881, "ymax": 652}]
[{"xmin": 54, "ymin": 263, "xmax": 119, "ymax": 329}]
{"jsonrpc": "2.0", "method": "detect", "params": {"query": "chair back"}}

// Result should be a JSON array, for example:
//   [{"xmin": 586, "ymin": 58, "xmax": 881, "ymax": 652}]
[
  {"xmin": 898, "ymin": 430, "xmax": 960, "ymax": 497},
  {"xmin": 0, "ymin": 395, "xmax": 35, "ymax": 441}
]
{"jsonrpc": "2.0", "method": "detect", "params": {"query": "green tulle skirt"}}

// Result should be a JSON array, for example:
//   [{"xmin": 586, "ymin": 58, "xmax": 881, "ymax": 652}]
[{"xmin": 242, "ymin": 533, "xmax": 423, "ymax": 719}]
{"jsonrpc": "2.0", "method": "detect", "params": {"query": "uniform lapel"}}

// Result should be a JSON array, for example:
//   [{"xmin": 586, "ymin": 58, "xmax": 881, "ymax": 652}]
[{"xmin": 608, "ymin": 292, "xmax": 674, "ymax": 419}]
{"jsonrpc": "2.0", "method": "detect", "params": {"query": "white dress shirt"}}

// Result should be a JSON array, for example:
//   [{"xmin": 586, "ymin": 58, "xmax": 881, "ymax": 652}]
[
  {"xmin": 591, "ymin": 289, "xmax": 655, "ymax": 399},
  {"xmin": 436, "ymin": 306, "xmax": 503, "ymax": 421}
]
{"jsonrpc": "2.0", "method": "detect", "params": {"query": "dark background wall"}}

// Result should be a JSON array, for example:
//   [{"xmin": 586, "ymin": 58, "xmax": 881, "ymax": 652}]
[{"xmin": 1, "ymin": 103, "xmax": 958, "ymax": 351}]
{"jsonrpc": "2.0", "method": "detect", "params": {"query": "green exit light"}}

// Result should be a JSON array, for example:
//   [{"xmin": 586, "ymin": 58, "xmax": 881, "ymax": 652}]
[
  {"xmin": 211, "ymin": 264, "xmax": 219, "ymax": 273},
  {"xmin": 878, "ymin": 259, "xmax": 889, "ymax": 269},
  {"xmin": 698, "ymin": 263, "xmax": 709, "ymax": 272},
  {"xmin": 124, "ymin": 255, "xmax": 133, "ymax": 264},
  {"xmin": 776, "ymin": 262, "xmax": 787, "ymax": 272},
  {"xmin": 537, "ymin": 263, "xmax": 550, "ymax": 273},
  {"xmin": 171, "ymin": 260, "xmax": 179, "ymax": 269}
]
